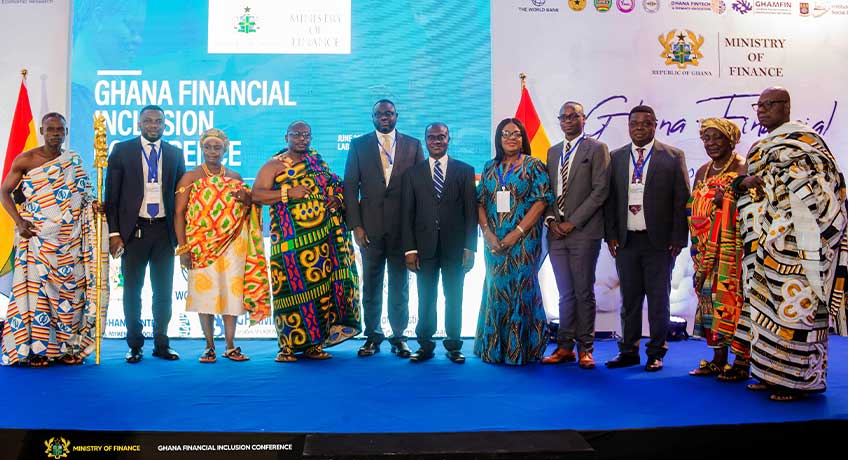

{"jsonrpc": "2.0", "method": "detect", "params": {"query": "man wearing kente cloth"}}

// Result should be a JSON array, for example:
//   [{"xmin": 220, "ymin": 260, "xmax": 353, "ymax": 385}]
[
  {"xmin": 0, "ymin": 113, "xmax": 107, "ymax": 367},
  {"xmin": 735, "ymin": 87, "xmax": 848, "ymax": 401},
  {"xmin": 253, "ymin": 121, "xmax": 361, "ymax": 362},
  {"xmin": 174, "ymin": 128, "xmax": 270, "ymax": 363}
]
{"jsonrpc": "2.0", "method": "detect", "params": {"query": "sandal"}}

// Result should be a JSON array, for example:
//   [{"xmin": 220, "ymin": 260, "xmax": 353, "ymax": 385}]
[
  {"xmin": 275, "ymin": 350, "xmax": 297, "ymax": 363},
  {"xmin": 304, "ymin": 346, "xmax": 332, "ymax": 360},
  {"xmin": 747, "ymin": 382, "xmax": 770, "ymax": 392},
  {"xmin": 770, "ymin": 390, "xmax": 805, "ymax": 402},
  {"xmin": 59, "ymin": 354, "xmax": 85, "ymax": 365},
  {"xmin": 28, "ymin": 355, "xmax": 50, "ymax": 368},
  {"xmin": 199, "ymin": 347, "xmax": 217, "ymax": 363},
  {"xmin": 717, "ymin": 364, "xmax": 750, "ymax": 382},
  {"xmin": 222, "ymin": 347, "xmax": 250, "ymax": 361},
  {"xmin": 689, "ymin": 359, "xmax": 723, "ymax": 376}
]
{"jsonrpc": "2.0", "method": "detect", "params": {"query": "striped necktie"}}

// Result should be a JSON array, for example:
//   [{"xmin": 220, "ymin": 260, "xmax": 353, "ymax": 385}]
[
  {"xmin": 629, "ymin": 147, "xmax": 645, "ymax": 215},
  {"xmin": 434, "ymin": 159, "xmax": 444, "ymax": 200},
  {"xmin": 555, "ymin": 141, "xmax": 572, "ymax": 214}
]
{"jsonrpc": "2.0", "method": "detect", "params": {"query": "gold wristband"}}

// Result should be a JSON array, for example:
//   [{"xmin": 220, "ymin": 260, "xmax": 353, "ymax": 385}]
[
  {"xmin": 280, "ymin": 185, "xmax": 290, "ymax": 204},
  {"xmin": 516, "ymin": 224, "xmax": 525, "ymax": 235},
  {"xmin": 175, "ymin": 244, "xmax": 191, "ymax": 256}
]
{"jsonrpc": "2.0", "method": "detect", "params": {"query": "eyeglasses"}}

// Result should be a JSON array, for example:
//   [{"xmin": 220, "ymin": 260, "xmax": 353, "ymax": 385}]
[
  {"xmin": 288, "ymin": 131, "xmax": 312, "ymax": 139},
  {"xmin": 373, "ymin": 111, "xmax": 397, "ymax": 118},
  {"xmin": 557, "ymin": 113, "xmax": 583, "ymax": 122},
  {"xmin": 751, "ymin": 99, "xmax": 787, "ymax": 111},
  {"xmin": 426, "ymin": 134, "xmax": 448, "ymax": 142},
  {"xmin": 501, "ymin": 130, "xmax": 523, "ymax": 140},
  {"xmin": 202, "ymin": 144, "xmax": 225, "ymax": 152}
]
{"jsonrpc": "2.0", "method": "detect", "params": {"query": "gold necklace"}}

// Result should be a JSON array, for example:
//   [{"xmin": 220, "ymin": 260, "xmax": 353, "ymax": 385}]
[
  {"xmin": 703, "ymin": 153, "xmax": 737, "ymax": 183},
  {"xmin": 202, "ymin": 162, "xmax": 225, "ymax": 177}
]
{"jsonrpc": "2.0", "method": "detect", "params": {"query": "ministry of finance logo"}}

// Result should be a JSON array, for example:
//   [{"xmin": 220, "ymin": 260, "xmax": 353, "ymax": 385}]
[
  {"xmin": 569, "ymin": 0, "xmax": 588, "ymax": 11},
  {"xmin": 44, "ymin": 437, "xmax": 71, "ymax": 459},
  {"xmin": 235, "ymin": 6, "xmax": 259, "ymax": 33},
  {"xmin": 659, "ymin": 30, "xmax": 704, "ymax": 69}
]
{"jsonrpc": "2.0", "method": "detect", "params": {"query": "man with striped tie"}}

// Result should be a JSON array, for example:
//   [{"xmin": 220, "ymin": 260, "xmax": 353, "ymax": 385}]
[
  {"xmin": 541, "ymin": 101, "xmax": 611, "ymax": 370},
  {"xmin": 401, "ymin": 123, "xmax": 477, "ymax": 363}
]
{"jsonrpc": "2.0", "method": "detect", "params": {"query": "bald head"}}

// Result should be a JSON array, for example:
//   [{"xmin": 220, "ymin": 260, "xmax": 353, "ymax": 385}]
[{"xmin": 755, "ymin": 86, "xmax": 791, "ymax": 132}]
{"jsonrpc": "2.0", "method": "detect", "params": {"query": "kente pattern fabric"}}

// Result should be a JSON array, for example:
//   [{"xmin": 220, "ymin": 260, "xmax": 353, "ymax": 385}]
[
  {"xmin": 184, "ymin": 175, "xmax": 270, "ymax": 321},
  {"xmin": 1, "ymin": 152, "xmax": 107, "ymax": 364},
  {"xmin": 738, "ymin": 122, "xmax": 847, "ymax": 392},
  {"xmin": 687, "ymin": 170, "xmax": 749, "ymax": 358},
  {"xmin": 474, "ymin": 155, "xmax": 554, "ymax": 365},
  {"xmin": 269, "ymin": 150, "xmax": 361, "ymax": 353}
]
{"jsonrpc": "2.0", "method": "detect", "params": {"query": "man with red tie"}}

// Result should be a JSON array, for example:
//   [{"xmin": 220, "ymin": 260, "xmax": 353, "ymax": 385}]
[{"xmin": 603, "ymin": 105, "xmax": 690, "ymax": 372}]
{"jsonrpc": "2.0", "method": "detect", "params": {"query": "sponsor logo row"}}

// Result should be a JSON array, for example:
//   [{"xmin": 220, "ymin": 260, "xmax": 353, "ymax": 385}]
[{"xmin": 519, "ymin": 0, "xmax": 847, "ymax": 15}]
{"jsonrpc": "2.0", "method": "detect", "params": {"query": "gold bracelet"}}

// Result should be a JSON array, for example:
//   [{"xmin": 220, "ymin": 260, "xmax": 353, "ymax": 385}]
[
  {"xmin": 280, "ymin": 185, "xmax": 290, "ymax": 204},
  {"xmin": 175, "ymin": 244, "xmax": 191, "ymax": 256},
  {"xmin": 516, "ymin": 224, "xmax": 525, "ymax": 235}
]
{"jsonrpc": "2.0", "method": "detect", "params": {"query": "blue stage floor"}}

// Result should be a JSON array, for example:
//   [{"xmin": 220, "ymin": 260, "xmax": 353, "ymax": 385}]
[{"xmin": 1, "ymin": 337, "xmax": 846, "ymax": 433}]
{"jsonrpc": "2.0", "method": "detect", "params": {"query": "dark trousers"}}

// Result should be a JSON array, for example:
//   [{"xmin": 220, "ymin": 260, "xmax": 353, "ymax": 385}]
[
  {"xmin": 414, "ymin": 238, "xmax": 464, "ymax": 353},
  {"xmin": 550, "ymin": 238, "xmax": 601, "ymax": 353},
  {"xmin": 614, "ymin": 231, "xmax": 672, "ymax": 359},
  {"xmin": 360, "ymin": 236, "xmax": 410, "ymax": 344},
  {"xmin": 121, "ymin": 219, "xmax": 174, "ymax": 350}
]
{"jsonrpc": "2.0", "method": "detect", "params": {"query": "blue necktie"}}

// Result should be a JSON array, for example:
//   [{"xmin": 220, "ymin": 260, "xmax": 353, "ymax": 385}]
[
  {"xmin": 146, "ymin": 143, "xmax": 160, "ymax": 217},
  {"xmin": 434, "ymin": 160, "xmax": 444, "ymax": 200}
]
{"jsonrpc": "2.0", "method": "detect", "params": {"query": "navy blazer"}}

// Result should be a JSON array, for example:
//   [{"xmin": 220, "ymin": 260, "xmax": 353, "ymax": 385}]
[{"xmin": 104, "ymin": 137, "xmax": 185, "ymax": 246}]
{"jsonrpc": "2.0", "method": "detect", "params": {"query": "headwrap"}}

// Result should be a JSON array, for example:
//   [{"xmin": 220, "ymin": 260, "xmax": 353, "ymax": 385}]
[
  {"xmin": 199, "ymin": 128, "xmax": 229, "ymax": 150},
  {"xmin": 699, "ymin": 118, "xmax": 741, "ymax": 146}
]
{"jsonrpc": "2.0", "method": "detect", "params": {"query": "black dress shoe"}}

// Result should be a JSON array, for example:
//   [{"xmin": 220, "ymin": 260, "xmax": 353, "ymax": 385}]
[
  {"xmin": 357, "ymin": 340, "xmax": 380, "ymax": 357},
  {"xmin": 604, "ymin": 353, "xmax": 640, "ymax": 368},
  {"xmin": 645, "ymin": 357, "xmax": 663, "ymax": 372},
  {"xmin": 391, "ymin": 341, "xmax": 411, "ymax": 358},
  {"xmin": 410, "ymin": 349, "xmax": 435, "ymax": 363},
  {"xmin": 152, "ymin": 347, "xmax": 180, "ymax": 360},
  {"xmin": 125, "ymin": 348, "xmax": 143, "ymax": 364},
  {"xmin": 446, "ymin": 350, "xmax": 465, "ymax": 364}
]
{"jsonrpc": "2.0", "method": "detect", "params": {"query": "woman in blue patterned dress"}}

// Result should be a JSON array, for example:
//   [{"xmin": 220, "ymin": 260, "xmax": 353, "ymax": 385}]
[{"xmin": 474, "ymin": 118, "xmax": 554, "ymax": 365}]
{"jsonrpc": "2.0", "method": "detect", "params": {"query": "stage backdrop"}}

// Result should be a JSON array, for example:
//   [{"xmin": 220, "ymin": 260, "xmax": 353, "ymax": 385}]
[
  {"xmin": 68, "ymin": 0, "xmax": 492, "ymax": 339},
  {"xmin": 493, "ymin": 0, "xmax": 848, "ymax": 333}
]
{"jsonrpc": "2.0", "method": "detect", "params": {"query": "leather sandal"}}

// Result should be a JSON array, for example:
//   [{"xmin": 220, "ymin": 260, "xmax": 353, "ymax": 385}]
[
  {"xmin": 199, "ymin": 347, "xmax": 217, "ymax": 363},
  {"xmin": 222, "ymin": 347, "xmax": 249, "ymax": 361}
]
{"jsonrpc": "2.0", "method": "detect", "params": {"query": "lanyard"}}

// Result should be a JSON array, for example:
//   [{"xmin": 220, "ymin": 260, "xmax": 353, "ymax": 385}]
[
  {"xmin": 496, "ymin": 162, "xmax": 517, "ymax": 190},
  {"xmin": 630, "ymin": 145, "xmax": 653, "ymax": 183},
  {"xmin": 142, "ymin": 144, "xmax": 160, "ymax": 183},
  {"xmin": 561, "ymin": 135, "xmax": 585, "ymax": 166},
  {"xmin": 377, "ymin": 133, "xmax": 396, "ymax": 166}
]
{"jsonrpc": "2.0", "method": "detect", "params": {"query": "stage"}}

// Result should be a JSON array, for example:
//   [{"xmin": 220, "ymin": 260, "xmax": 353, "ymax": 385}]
[{"xmin": 1, "ymin": 337, "xmax": 846, "ymax": 458}]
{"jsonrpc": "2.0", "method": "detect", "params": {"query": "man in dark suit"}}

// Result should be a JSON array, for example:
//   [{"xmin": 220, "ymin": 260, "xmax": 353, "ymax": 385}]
[
  {"xmin": 344, "ymin": 99, "xmax": 424, "ymax": 358},
  {"xmin": 401, "ymin": 123, "xmax": 476, "ymax": 364},
  {"xmin": 603, "ymin": 105, "xmax": 689, "ymax": 372},
  {"xmin": 541, "ymin": 101, "xmax": 610, "ymax": 370},
  {"xmin": 105, "ymin": 105, "xmax": 185, "ymax": 363}
]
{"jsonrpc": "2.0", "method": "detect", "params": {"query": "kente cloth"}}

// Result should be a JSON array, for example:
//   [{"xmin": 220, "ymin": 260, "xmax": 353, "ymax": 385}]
[
  {"xmin": 183, "ymin": 175, "xmax": 270, "ymax": 321},
  {"xmin": 738, "ymin": 122, "xmax": 848, "ymax": 392},
  {"xmin": 268, "ymin": 150, "xmax": 361, "ymax": 353},
  {"xmin": 474, "ymin": 155, "xmax": 554, "ymax": 365},
  {"xmin": 687, "ymin": 170, "xmax": 749, "ymax": 358},
  {"xmin": 1, "ymin": 152, "xmax": 108, "ymax": 365}
]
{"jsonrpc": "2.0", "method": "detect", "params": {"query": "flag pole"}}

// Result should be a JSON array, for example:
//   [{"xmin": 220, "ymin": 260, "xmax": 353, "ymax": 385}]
[
  {"xmin": 93, "ymin": 114, "xmax": 108, "ymax": 365},
  {"xmin": 519, "ymin": 72, "xmax": 526, "ymax": 89}
]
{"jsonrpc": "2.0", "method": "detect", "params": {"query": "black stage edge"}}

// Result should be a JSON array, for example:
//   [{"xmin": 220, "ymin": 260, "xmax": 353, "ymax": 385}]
[{"xmin": 2, "ymin": 420, "xmax": 846, "ymax": 460}]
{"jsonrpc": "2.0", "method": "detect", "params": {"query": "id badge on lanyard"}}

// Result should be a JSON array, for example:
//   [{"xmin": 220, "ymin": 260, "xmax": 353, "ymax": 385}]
[{"xmin": 495, "ymin": 162, "xmax": 517, "ymax": 214}]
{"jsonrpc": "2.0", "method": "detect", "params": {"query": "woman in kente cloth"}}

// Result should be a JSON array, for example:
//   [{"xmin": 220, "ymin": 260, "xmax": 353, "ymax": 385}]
[
  {"xmin": 686, "ymin": 118, "xmax": 750, "ymax": 382},
  {"xmin": 252, "ymin": 121, "xmax": 361, "ymax": 362},
  {"xmin": 174, "ymin": 128, "xmax": 270, "ymax": 363}
]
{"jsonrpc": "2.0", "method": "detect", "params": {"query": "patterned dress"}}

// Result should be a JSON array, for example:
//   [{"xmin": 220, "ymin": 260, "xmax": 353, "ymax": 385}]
[
  {"xmin": 474, "ymin": 155, "xmax": 554, "ymax": 365},
  {"xmin": 268, "ymin": 150, "xmax": 361, "ymax": 353},
  {"xmin": 183, "ymin": 174, "xmax": 270, "ymax": 322},
  {"xmin": 738, "ymin": 122, "xmax": 847, "ymax": 392},
  {"xmin": 687, "ymin": 169, "xmax": 749, "ymax": 359},
  {"xmin": 1, "ymin": 152, "xmax": 107, "ymax": 365}
]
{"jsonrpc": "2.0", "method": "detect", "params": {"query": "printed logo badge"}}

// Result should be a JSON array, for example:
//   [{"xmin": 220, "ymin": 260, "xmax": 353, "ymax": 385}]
[
  {"xmin": 731, "ymin": 0, "xmax": 753, "ymax": 13},
  {"xmin": 617, "ymin": 0, "xmax": 637, "ymax": 11},
  {"xmin": 531, "ymin": 0, "xmax": 547, "ymax": 5},
  {"xmin": 595, "ymin": 0, "xmax": 613, "ymax": 10},
  {"xmin": 569, "ymin": 0, "xmax": 588, "ymax": 11},
  {"xmin": 643, "ymin": 0, "xmax": 661, "ymax": 12},
  {"xmin": 799, "ymin": 2, "xmax": 810, "ymax": 15},
  {"xmin": 235, "ymin": 6, "xmax": 259, "ymax": 34},
  {"xmin": 811, "ymin": 1, "xmax": 828, "ymax": 16},
  {"xmin": 44, "ymin": 438, "xmax": 71, "ymax": 460},
  {"xmin": 658, "ymin": 30, "xmax": 704, "ymax": 69},
  {"xmin": 711, "ymin": 0, "xmax": 727, "ymax": 13}
]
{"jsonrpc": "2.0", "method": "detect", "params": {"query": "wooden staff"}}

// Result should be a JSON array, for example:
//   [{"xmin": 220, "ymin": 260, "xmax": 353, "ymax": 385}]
[{"xmin": 93, "ymin": 114, "xmax": 108, "ymax": 364}]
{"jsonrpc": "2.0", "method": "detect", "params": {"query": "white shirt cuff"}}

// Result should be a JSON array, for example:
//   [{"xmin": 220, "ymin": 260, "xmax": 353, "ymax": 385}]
[{"xmin": 404, "ymin": 250, "xmax": 418, "ymax": 256}]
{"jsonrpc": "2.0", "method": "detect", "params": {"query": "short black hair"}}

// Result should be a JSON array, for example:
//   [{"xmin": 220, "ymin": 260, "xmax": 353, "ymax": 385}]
[
  {"xmin": 373, "ymin": 99, "xmax": 395, "ymax": 111},
  {"xmin": 628, "ymin": 105, "xmax": 656, "ymax": 121},
  {"xmin": 287, "ymin": 120, "xmax": 310, "ymax": 132},
  {"xmin": 425, "ymin": 122, "xmax": 449, "ymax": 136},
  {"xmin": 561, "ymin": 101, "xmax": 585, "ymax": 116},
  {"xmin": 41, "ymin": 112, "xmax": 66, "ymax": 124},
  {"xmin": 494, "ymin": 117, "xmax": 531, "ymax": 163},
  {"xmin": 140, "ymin": 105, "xmax": 164, "ymax": 117}
]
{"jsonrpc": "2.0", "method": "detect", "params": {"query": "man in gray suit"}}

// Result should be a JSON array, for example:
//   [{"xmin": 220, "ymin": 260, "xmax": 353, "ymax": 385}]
[
  {"xmin": 541, "ymin": 101, "xmax": 611, "ymax": 370},
  {"xmin": 344, "ymin": 99, "xmax": 424, "ymax": 358},
  {"xmin": 604, "ymin": 105, "xmax": 690, "ymax": 372}
]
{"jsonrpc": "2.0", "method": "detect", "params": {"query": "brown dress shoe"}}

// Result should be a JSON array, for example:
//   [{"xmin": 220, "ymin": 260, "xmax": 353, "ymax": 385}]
[
  {"xmin": 541, "ymin": 348, "xmax": 576, "ymax": 364},
  {"xmin": 578, "ymin": 351, "xmax": 596, "ymax": 369}
]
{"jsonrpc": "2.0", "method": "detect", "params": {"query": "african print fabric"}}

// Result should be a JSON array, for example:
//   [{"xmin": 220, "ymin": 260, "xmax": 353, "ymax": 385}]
[
  {"xmin": 269, "ymin": 150, "xmax": 361, "ymax": 353},
  {"xmin": 474, "ymin": 155, "xmax": 554, "ymax": 365},
  {"xmin": 183, "ymin": 175, "xmax": 270, "ymax": 321},
  {"xmin": 687, "ymin": 170, "xmax": 749, "ymax": 358},
  {"xmin": 738, "ymin": 122, "xmax": 847, "ymax": 392},
  {"xmin": 1, "ymin": 152, "xmax": 108, "ymax": 365}
]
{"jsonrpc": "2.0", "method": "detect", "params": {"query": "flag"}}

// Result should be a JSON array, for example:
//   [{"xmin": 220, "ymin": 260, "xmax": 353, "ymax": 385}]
[
  {"xmin": 0, "ymin": 76, "xmax": 39, "ymax": 284},
  {"xmin": 514, "ymin": 83, "xmax": 550, "ymax": 163}
]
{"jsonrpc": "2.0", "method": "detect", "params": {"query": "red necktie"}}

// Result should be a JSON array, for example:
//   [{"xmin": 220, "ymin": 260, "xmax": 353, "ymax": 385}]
[{"xmin": 629, "ymin": 148, "xmax": 645, "ymax": 215}]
